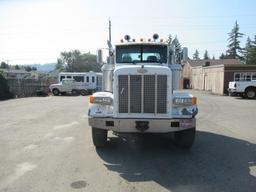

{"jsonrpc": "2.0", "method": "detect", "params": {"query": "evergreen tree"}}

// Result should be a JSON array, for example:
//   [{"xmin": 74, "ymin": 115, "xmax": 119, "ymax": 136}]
[
  {"xmin": 172, "ymin": 36, "xmax": 181, "ymax": 51},
  {"xmin": 25, "ymin": 66, "xmax": 32, "ymax": 72},
  {"xmin": 15, "ymin": 65, "xmax": 20, "ymax": 70},
  {"xmin": 219, "ymin": 53, "xmax": 226, "ymax": 59},
  {"xmin": 0, "ymin": 62, "xmax": 9, "ymax": 69},
  {"xmin": 246, "ymin": 35, "xmax": 256, "ymax": 65},
  {"xmin": 226, "ymin": 21, "xmax": 244, "ymax": 60},
  {"xmin": 0, "ymin": 73, "xmax": 13, "ymax": 100},
  {"xmin": 193, "ymin": 49, "xmax": 200, "ymax": 60},
  {"xmin": 243, "ymin": 37, "xmax": 252, "ymax": 64},
  {"xmin": 171, "ymin": 36, "xmax": 182, "ymax": 63},
  {"xmin": 203, "ymin": 50, "xmax": 210, "ymax": 60}
]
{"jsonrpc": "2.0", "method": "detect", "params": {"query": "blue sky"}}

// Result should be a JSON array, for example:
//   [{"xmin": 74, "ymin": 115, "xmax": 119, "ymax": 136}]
[{"xmin": 0, "ymin": 0, "xmax": 256, "ymax": 64}]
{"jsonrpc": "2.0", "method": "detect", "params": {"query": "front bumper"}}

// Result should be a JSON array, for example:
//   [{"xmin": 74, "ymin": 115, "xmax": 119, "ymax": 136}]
[
  {"xmin": 228, "ymin": 88, "xmax": 237, "ymax": 93},
  {"xmin": 88, "ymin": 117, "xmax": 196, "ymax": 133}
]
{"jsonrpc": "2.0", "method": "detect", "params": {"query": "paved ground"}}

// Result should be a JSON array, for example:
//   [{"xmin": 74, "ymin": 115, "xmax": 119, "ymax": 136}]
[{"xmin": 0, "ymin": 91, "xmax": 255, "ymax": 192}]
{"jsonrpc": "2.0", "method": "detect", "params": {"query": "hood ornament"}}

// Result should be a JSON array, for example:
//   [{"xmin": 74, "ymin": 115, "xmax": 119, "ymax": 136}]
[{"xmin": 137, "ymin": 65, "xmax": 148, "ymax": 73}]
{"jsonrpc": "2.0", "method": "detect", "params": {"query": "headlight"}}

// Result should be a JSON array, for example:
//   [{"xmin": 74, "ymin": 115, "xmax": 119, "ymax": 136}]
[
  {"xmin": 89, "ymin": 96, "xmax": 113, "ymax": 105},
  {"xmin": 173, "ymin": 97, "xmax": 197, "ymax": 106}
]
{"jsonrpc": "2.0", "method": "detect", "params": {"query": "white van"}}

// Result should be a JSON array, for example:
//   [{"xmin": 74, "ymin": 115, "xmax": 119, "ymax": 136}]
[
  {"xmin": 50, "ymin": 72, "xmax": 102, "ymax": 96},
  {"xmin": 58, "ymin": 72, "xmax": 97, "ymax": 91}
]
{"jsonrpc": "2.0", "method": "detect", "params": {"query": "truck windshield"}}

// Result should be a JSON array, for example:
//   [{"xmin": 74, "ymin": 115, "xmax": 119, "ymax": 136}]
[{"xmin": 116, "ymin": 45, "xmax": 167, "ymax": 64}]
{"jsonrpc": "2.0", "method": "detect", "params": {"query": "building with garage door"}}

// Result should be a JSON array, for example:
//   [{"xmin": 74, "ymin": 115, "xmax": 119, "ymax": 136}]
[{"xmin": 182, "ymin": 59, "xmax": 256, "ymax": 95}]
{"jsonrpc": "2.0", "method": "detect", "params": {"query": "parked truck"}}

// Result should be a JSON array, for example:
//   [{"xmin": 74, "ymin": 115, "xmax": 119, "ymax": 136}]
[
  {"xmin": 88, "ymin": 34, "xmax": 198, "ymax": 148},
  {"xmin": 50, "ymin": 72, "xmax": 102, "ymax": 96},
  {"xmin": 228, "ymin": 72, "xmax": 256, "ymax": 99}
]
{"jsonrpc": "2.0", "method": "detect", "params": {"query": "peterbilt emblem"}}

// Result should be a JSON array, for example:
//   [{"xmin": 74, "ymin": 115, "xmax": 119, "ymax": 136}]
[{"xmin": 137, "ymin": 68, "xmax": 148, "ymax": 73}]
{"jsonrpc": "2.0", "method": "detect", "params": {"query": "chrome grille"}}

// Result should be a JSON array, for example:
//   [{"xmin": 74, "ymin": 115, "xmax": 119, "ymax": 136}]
[
  {"xmin": 157, "ymin": 75, "xmax": 167, "ymax": 113},
  {"xmin": 144, "ymin": 75, "xmax": 155, "ymax": 113},
  {"xmin": 130, "ymin": 75, "xmax": 142, "ymax": 113},
  {"xmin": 118, "ymin": 75, "xmax": 128, "ymax": 113},
  {"xmin": 118, "ymin": 74, "xmax": 167, "ymax": 114}
]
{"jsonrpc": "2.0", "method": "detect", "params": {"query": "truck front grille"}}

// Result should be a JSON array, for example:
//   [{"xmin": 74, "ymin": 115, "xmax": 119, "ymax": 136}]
[{"xmin": 118, "ymin": 75, "xmax": 167, "ymax": 114}]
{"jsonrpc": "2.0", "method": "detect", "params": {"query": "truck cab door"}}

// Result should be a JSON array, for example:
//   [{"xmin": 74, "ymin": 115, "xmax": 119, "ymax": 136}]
[
  {"xmin": 62, "ymin": 80, "xmax": 73, "ymax": 92},
  {"xmin": 91, "ymin": 75, "xmax": 96, "ymax": 89}
]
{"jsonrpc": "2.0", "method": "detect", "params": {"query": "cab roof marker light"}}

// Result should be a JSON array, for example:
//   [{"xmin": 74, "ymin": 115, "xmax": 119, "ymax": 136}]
[
  {"xmin": 153, "ymin": 33, "xmax": 159, "ymax": 41},
  {"xmin": 124, "ymin": 35, "xmax": 131, "ymax": 42},
  {"xmin": 140, "ymin": 38, "xmax": 143, "ymax": 42},
  {"xmin": 132, "ymin": 39, "xmax": 136, "ymax": 42}
]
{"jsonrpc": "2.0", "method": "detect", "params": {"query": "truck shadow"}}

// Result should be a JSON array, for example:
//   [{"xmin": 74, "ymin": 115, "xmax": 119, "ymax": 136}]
[{"xmin": 96, "ymin": 131, "xmax": 256, "ymax": 192}]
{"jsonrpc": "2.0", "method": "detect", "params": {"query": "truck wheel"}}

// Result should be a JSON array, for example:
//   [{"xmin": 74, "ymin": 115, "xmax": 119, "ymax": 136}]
[
  {"xmin": 80, "ymin": 89, "xmax": 88, "ymax": 96},
  {"xmin": 174, "ymin": 128, "xmax": 196, "ymax": 149},
  {"xmin": 245, "ymin": 87, "xmax": 256, "ymax": 99},
  {"xmin": 52, "ymin": 89, "xmax": 60, "ymax": 96},
  {"xmin": 92, "ymin": 127, "xmax": 107, "ymax": 147}
]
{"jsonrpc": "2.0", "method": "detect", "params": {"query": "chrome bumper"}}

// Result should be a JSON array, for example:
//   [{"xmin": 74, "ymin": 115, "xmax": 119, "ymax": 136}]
[
  {"xmin": 228, "ymin": 88, "xmax": 238, "ymax": 93},
  {"xmin": 88, "ymin": 117, "xmax": 196, "ymax": 133}
]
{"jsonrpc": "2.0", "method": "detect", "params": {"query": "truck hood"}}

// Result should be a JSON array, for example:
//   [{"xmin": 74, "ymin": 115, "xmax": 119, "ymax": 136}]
[
  {"xmin": 50, "ymin": 83, "xmax": 61, "ymax": 87},
  {"xmin": 114, "ymin": 65, "xmax": 171, "ymax": 75}
]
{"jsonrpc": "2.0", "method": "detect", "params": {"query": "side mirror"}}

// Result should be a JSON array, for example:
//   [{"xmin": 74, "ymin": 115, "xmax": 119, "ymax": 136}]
[{"xmin": 97, "ymin": 49, "xmax": 103, "ymax": 64}]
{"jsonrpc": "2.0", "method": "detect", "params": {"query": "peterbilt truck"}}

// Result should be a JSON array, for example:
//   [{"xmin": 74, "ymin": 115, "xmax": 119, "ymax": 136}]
[{"xmin": 88, "ymin": 34, "xmax": 198, "ymax": 148}]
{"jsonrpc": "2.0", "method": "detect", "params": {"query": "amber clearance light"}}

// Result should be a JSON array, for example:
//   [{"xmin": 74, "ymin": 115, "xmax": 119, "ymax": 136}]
[
  {"xmin": 89, "ymin": 95, "xmax": 94, "ymax": 103},
  {"xmin": 192, "ymin": 97, "xmax": 197, "ymax": 105}
]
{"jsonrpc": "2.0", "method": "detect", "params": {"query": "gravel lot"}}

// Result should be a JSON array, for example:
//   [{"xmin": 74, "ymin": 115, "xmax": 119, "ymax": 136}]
[{"xmin": 0, "ymin": 91, "xmax": 256, "ymax": 192}]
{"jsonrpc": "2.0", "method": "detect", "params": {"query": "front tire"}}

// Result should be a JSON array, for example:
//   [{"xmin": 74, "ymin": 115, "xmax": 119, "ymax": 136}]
[
  {"xmin": 174, "ymin": 128, "xmax": 196, "ymax": 149},
  {"xmin": 92, "ymin": 127, "xmax": 107, "ymax": 147},
  {"xmin": 52, "ymin": 89, "xmax": 60, "ymax": 96}
]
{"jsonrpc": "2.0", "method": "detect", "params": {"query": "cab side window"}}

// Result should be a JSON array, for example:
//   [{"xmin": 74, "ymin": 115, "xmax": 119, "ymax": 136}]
[{"xmin": 60, "ymin": 75, "xmax": 65, "ymax": 82}]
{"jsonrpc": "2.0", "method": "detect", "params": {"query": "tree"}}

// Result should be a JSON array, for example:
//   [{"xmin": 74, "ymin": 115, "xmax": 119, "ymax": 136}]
[
  {"xmin": 219, "ymin": 53, "xmax": 226, "ymax": 59},
  {"xmin": 57, "ymin": 50, "xmax": 101, "ymax": 72},
  {"xmin": 15, "ymin": 65, "xmax": 20, "ymax": 70},
  {"xmin": 245, "ymin": 35, "xmax": 256, "ymax": 65},
  {"xmin": 55, "ymin": 58, "xmax": 65, "ymax": 71},
  {"xmin": 203, "ymin": 50, "xmax": 210, "ymax": 60},
  {"xmin": 226, "ymin": 21, "xmax": 244, "ymax": 60},
  {"xmin": 242, "ymin": 37, "xmax": 252, "ymax": 64},
  {"xmin": 171, "ymin": 36, "xmax": 182, "ymax": 63},
  {"xmin": 32, "ymin": 67, "xmax": 37, "ymax": 71},
  {"xmin": 193, "ymin": 49, "xmax": 200, "ymax": 60},
  {"xmin": 172, "ymin": 36, "xmax": 181, "ymax": 51},
  {"xmin": 0, "ymin": 73, "xmax": 13, "ymax": 100},
  {"xmin": 212, "ymin": 55, "xmax": 215, "ymax": 60},
  {"xmin": 0, "ymin": 62, "xmax": 9, "ymax": 69},
  {"xmin": 25, "ymin": 66, "xmax": 32, "ymax": 72}
]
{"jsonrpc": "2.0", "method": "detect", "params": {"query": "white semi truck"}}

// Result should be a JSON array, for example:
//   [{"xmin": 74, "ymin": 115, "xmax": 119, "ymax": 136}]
[{"xmin": 88, "ymin": 34, "xmax": 198, "ymax": 148}]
